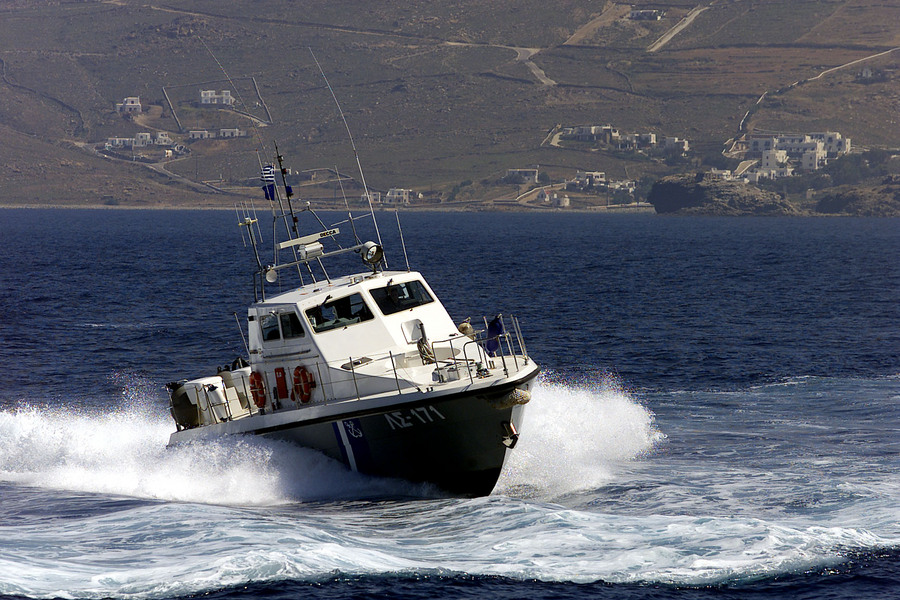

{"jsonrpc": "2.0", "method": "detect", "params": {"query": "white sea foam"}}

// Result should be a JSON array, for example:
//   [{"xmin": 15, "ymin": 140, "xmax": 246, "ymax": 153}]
[
  {"xmin": 495, "ymin": 377, "xmax": 665, "ymax": 499},
  {"xmin": 0, "ymin": 376, "xmax": 659, "ymax": 505},
  {"xmin": 0, "ymin": 395, "xmax": 414, "ymax": 505},
  {"xmin": 1, "ymin": 377, "xmax": 898, "ymax": 599}
]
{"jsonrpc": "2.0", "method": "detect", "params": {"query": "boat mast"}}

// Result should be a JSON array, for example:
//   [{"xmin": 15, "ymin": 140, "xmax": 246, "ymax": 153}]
[{"xmin": 272, "ymin": 143, "xmax": 323, "ymax": 282}]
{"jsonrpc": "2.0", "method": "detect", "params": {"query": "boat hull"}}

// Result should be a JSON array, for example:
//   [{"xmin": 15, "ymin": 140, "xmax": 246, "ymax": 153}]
[{"xmin": 170, "ymin": 371, "xmax": 536, "ymax": 496}]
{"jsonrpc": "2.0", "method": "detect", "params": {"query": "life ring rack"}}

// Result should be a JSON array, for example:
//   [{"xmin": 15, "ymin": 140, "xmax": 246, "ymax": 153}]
[
  {"xmin": 248, "ymin": 371, "xmax": 267, "ymax": 409},
  {"xmin": 292, "ymin": 365, "xmax": 317, "ymax": 404}
]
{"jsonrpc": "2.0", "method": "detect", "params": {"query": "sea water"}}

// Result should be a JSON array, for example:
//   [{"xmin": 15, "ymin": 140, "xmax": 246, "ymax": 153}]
[{"xmin": 0, "ymin": 209, "xmax": 897, "ymax": 599}]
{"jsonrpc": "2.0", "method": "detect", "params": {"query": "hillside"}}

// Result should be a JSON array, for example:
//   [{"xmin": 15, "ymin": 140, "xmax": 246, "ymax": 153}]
[{"xmin": 0, "ymin": 0, "xmax": 898, "ymax": 209}]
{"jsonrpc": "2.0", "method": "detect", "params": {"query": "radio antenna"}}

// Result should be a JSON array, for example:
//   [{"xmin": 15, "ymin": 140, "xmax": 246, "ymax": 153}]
[
  {"xmin": 396, "ymin": 211, "xmax": 410, "ymax": 272},
  {"xmin": 233, "ymin": 311, "xmax": 250, "ymax": 358},
  {"xmin": 309, "ymin": 48, "xmax": 386, "ymax": 265}
]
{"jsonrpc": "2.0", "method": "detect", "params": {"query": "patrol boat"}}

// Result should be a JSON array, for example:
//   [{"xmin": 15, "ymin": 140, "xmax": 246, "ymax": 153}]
[{"xmin": 166, "ymin": 158, "xmax": 539, "ymax": 497}]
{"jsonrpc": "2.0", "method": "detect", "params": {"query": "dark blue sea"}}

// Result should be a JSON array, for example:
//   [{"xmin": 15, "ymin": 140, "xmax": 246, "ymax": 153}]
[{"xmin": 0, "ymin": 208, "xmax": 898, "ymax": 599}]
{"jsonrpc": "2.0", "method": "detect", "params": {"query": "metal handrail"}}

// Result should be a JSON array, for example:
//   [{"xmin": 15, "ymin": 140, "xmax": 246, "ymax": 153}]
[{"xmin": 215, "ymin": 314, "xmax": 530, "ymax": 414}]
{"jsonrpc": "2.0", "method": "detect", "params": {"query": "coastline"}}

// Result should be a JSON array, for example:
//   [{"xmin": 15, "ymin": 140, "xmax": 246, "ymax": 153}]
[
  {"xmin": 3, "ymin": 204, "xmax": 896, "ymax": 216},
  {"xmin": 0, "ymin": 202, "xmax": 659, "ymax": 214}
]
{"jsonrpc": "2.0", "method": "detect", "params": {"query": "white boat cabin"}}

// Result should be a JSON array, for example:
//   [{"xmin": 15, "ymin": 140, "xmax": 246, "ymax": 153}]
[{"xmin": 170, "ymin": 269, "xmax": 520, "ymax": 430}]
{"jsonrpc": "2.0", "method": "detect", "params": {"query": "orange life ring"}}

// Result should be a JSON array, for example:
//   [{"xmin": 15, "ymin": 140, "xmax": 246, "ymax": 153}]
[
  {"xmin": 249, "ymin": 371, "xmax": 267, "ymax": 409},
  {"xmin": 292, "ymin": 366, "xmax": 316, "ymax": 403}
]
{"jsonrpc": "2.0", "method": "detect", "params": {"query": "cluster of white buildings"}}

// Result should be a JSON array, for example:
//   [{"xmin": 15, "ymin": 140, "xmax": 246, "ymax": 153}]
[
  {"xmin": 360, "ymin": 188, "xmax": 422, "ymax": 205},
  {"xmin": 536, "ymin": 188, "xmax": 571, "ymax": 207},
  {"xmin": 105, "ymin": 127, "xmax": 246, "ymax": 150},
  {"xmin": 106, "ymin": 89, "xmax": 247, "ymax": 156},
  {"xmin": 565, "ymin": 170, "xmax": 636, "ymax": 195},
  {"xmin": 566, "ymin": 124, "xmax": 690, "ymax": 155},
  {"xmin": 105, "ymin": 131, "xmax": 174, "ymax": 149},
  {"xmin": 383, "ymin": 188, "xmax": 414, "ymax": 204},
  {"xmin": 747, "ymin": 132, "xmax": 849, "ymax": 162},
  {"xmin": 713, "ymin": 131, "xmax": 853, "ymax": 183},
  {"xmin": 187, "ymin": 128, "xmax": 246, "ymax": 140}
]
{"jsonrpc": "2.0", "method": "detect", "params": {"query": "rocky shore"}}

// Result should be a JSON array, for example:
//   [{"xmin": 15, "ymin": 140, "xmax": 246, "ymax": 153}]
[
  {"xmin": 814, "ymin": 183, "xmax": 900, "ymax": 217},
  {"xmin": 648, "ymin": 173, "xmax": 800, "ymax": 216},
  {"xmin": 648, "ymin": 173, "xmax": 900, "ymax": 217}
]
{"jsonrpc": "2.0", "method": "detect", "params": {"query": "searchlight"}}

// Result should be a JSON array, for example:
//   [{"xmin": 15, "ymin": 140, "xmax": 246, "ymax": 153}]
[{"xmin": 359, "ymin": 241, "xmax": 384, "ymax": 267}]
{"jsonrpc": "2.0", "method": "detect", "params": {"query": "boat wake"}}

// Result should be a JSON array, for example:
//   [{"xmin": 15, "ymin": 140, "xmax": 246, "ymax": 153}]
[
  {"xmin": 0, "ymin": 402, "xmax": 427, "ymax": 505},
  {"xmin": 0, "ymin": 376, "xmax": 659, "ymax": 504},
  {"xmin": 1, "ymin": 376, "xmax": 898, "ymax": 598}
]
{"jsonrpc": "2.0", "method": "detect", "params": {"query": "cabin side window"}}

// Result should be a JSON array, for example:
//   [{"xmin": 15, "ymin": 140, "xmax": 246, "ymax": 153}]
[
  {"xmin": 259, "ymin": 313, "xmax": 281, "ymax": 341},
  {"xmin": 370, "ymin": 280, "xmax": 434, "ymax": 316},
  {"xmin": 259, "ymin": 309, "xmax": 306, "ymax": 342},
  {"xmin": 280, "ymin": 311, "xmax": 305, "ymax": 339},
  {"xmin": 305, "ymin": 293, "xmax": 374, "ymax": 333}
]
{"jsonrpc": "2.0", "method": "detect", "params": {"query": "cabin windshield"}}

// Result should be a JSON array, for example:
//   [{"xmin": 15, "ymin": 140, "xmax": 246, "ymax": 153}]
[
  {"xmin": 370, "ymin": 280, "xmax": 434, "ymax": 315},
  {"xmin": 306, "ymin": 292, "xmax": 374, "ymax": 333}
]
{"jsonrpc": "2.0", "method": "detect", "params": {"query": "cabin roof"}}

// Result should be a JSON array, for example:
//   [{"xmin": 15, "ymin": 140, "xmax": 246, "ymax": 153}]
[{"xmin": 255, "ymin": 269, "xmax": 423, "ymax": 309}]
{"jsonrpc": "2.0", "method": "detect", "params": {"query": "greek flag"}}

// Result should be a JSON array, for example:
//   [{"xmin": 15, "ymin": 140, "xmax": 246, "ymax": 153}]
[{"xmin": 261, "ymin": 164, "xmax": 276, "ymax": 200}]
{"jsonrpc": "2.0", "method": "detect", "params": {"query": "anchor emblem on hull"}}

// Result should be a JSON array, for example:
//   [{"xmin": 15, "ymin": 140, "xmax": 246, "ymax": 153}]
[{"xmin": 344, "ymin": 420, "xmax": 364, "ymax": 438}]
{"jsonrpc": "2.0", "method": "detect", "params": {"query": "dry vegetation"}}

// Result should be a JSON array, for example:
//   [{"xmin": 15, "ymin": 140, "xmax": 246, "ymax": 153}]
[{"xmin": 0, "ymin": 0, "xmax": 897, "ymax": 208}]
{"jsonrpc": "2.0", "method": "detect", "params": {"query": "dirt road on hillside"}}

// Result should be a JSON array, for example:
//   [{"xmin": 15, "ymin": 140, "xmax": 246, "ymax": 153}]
[
  {"xmin": 647, "ymin": 5, "xmax": 709, "ymax": 52},
  {"xmin": 564, "ymin": 2, "xmax": 631, "ymax": 46}
]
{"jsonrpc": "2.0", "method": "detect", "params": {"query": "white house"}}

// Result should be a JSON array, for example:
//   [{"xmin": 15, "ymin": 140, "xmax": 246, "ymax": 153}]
[
  {"xmin": 745, "ymin": 171, "xmax": 768, "ymax": 183},
  {"xmin": 809, "ymin": 132, "xmax": 851, "ymax": 155},
  {"xmin": 748, "ymin": 135, "xmax": 777, "ymax": 153},
  {"xmin": 116, "ymin": 97, "xmax": 141, "ymax": 114},
  {"xmin": 552, "ymin": 194, "xmax": 570, "ymax": 208},
  {"xmin": 218, "ymin": 128, "xmax": 244, "ymax": 138},
  {"xmin": 572, "ymin": 125, "xmax": 599, "ymax": 139},
  {"xmin": 801, "ymin": 148, "xmax": 827, "ymax": 171},
  {"xmin": 537, "ymin": 188, "xmax": 570, "ymax": 207},
  {"xmin": 106, "ymin": 137, "xmax": 134, "ymax": 148},
  {"xmin": 575, "ymin": 170, "xmax": 607, "ymax": 186},
  {"xmin": 761, "ymin": 149, "xmax": 788, "ymax": 170},
  {"xmin": 776, "ymin": 137, "xmax": 820, "ymax": 156},
  {"xmin": 618, "ymin": 133, "xmax": 648, "ymax": 150},
  {"xmin": 664, "ymin": 136, "xmax": 690, "ymax": 154},
  {"xmin": 200, "ymin": 90, "xmax": 235, "ymax": 106},
  {"xmin": 572, "ymin": 125, "xmax": 620, "ymax": 143},
  {"xmin": 639, "ymin": 132, "xmax": 657, "ymax": 146},
  {"xmin": 384, "ymin": 188, "xmax": 412, "ymax": 204},
  {"xmin": 506, "ymin": 168, "xmax": 539, "ymax": 183},
  {"xmin": 189, "ymin": 130, "xmax": 212, "ymax": 140},
  {"xmin": 748, "ymin": 132, "xmax": 849, "ymax": 161},
  {"xmin": 609, "ymin": 180, "xmax": 636, "ymax": 193}
]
